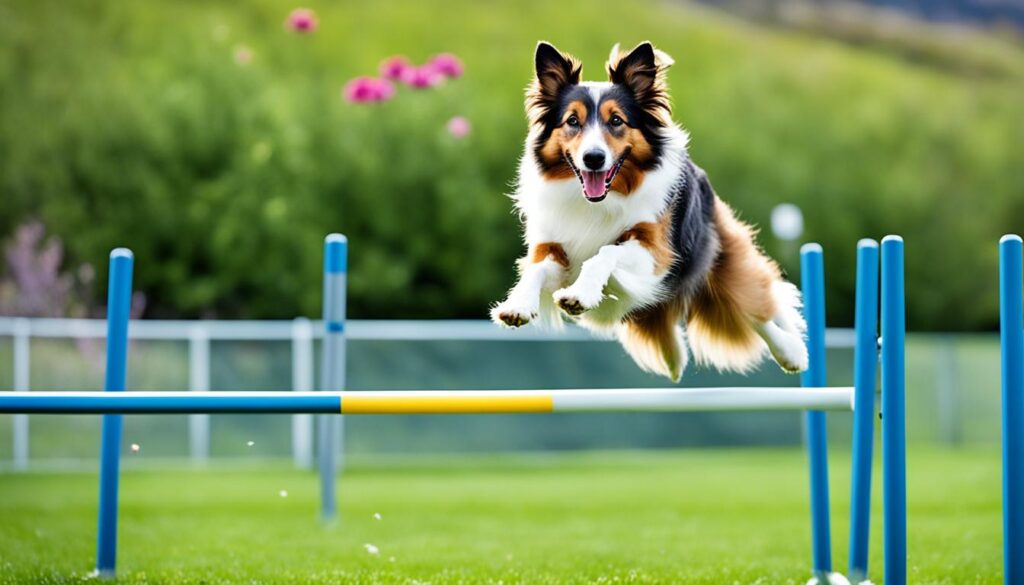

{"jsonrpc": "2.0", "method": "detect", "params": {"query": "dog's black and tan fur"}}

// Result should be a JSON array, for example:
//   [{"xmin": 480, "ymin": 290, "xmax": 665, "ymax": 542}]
[{"xmin": 491, "ymin": 41, "xmax": 807, "ymax": 381}]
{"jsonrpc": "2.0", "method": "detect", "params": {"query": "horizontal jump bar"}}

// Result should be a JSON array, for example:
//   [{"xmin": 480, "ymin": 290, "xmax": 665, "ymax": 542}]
[{"xmin": 0, "ymin": 387, "xmax": 854, "ymax": 414}]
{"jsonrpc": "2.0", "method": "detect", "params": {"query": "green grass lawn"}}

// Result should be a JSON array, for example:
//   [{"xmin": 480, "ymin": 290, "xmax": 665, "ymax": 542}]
[{"xmin": 0, "ymin": 447, "xmax": 1002, "ymax": 584}]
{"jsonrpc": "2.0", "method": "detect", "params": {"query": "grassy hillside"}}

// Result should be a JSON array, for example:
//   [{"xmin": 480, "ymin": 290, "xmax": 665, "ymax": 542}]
[{"xmin": 1, "ymin": 0, "xmax": 1022, "ymax": 328}]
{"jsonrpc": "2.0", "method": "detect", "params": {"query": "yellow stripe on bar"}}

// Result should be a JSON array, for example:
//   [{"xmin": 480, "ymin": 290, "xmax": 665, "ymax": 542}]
[{"xmin": 341, "ymin": 394, "xmax": 554, "ymax": 414}]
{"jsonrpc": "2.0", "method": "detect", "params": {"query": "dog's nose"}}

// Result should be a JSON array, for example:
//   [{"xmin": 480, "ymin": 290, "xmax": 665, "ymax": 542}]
[{"xmin": 582, "ymin": 151, "xmax": 606, "ymax": 171}]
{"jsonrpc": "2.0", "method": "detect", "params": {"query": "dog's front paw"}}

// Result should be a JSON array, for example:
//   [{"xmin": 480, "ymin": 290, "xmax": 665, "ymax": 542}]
[
  {"xmin": 490, "ymin": 302, "xmax": 536, "ymax": 328},
  {"xmin": 553, "ymin": 287, "xmax": 601, "ymax": 316}
]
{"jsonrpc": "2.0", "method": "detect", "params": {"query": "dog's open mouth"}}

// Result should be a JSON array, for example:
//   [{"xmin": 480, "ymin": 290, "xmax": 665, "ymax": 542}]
[{"xmin": 564, "ymin": 149, "xmax": 629, "ymax": 203}]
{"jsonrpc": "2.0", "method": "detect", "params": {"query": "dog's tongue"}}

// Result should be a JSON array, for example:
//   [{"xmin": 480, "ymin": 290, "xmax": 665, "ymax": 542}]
[{"xmin": 581, "ymin": 171, "xmax": 606, "ymax": 199}]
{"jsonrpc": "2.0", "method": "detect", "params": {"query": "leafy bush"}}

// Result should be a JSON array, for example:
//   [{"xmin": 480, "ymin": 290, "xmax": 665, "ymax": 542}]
[{"xmin": 0, "ymin": 0, "xmax": 1022, "ymax": 329}]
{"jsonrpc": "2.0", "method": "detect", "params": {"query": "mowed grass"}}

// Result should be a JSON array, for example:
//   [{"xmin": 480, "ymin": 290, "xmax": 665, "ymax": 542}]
[{"xmin": 0, "ymin": 447, "xmax": 1002, "ymax": 584}]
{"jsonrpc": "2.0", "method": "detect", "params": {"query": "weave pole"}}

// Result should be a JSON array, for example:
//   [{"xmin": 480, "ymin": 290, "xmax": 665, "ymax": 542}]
[
  {"xmin": 1000, "ymin": 234, "xmax": 1024, "ymax": 584},
  {"xmin": 800, "ymin": 243, "xmax": 832, "ymax": 582},
  {"xmin": 320, "ymin": 234, "xmax": 347, "ymax": 521},
  {"xmin": 849, "ymin": 239, "xmax": 879, "ymax": 583},
  {"xmin": 95, "ymin": 249, "xmax": 133, "ymax": 578},
  {"xmin": 881, "ymin": 236, "xmax": 906, "ymax": 585}
]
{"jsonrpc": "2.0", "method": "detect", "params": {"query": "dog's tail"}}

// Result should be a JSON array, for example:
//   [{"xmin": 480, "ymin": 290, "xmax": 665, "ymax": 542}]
[
  {"xmin": 685, "ymin": 304, "xmax": 767, "ymax": 374},
  {"xmin": 684, "ymin": 200, "xmax": 786, "ymax": 373},
  {"xmin": 616, "ymin": 301, "xmax": 687, "ymax": 382}
]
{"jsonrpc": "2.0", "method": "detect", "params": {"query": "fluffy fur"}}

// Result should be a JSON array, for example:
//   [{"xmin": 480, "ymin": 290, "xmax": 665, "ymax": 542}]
[{"xmin": 491, "ymin": 41, "xmax": 808, "ymax": 381}]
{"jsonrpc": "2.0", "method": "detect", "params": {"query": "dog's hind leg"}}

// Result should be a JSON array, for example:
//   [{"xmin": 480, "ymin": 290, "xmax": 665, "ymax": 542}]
[
  {"xmin": 618, "ymin": 300, "xmax": 688, "ymax": 382},
  {"xmin": 755, "ymin": 281, "xmax": 808, "ymax": 373},
  {"xmin": 687, "ymin": 198, "xmax": 807, "ymax": 373},
  {"xmin": 491, "ymin": 243, "xmax": 568, "ymax": 328}
]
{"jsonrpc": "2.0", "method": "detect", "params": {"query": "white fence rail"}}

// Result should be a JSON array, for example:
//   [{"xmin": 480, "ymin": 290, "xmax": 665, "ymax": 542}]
[{"xmin": 0, "ymin": 317, "xmax": 856, "ymax": 471}]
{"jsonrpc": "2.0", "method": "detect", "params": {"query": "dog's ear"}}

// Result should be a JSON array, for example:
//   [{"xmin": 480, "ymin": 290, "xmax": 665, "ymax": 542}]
[
  {"xmin": 607, "ymin": 42, "xmax": 673, "ymax": 119},
  {"xmin": 535, "ymin": 42, "xmax": 580, "ymax": 94},
  {"xmin": 526, "ymin": 42, "xmax": 581, "ymax": 125}
]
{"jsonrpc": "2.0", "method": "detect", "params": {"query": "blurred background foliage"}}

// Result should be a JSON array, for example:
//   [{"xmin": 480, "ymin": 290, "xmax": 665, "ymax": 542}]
[{"xmin": 0, "ymin": 0, "xmax": 1022, "ymax": 330}]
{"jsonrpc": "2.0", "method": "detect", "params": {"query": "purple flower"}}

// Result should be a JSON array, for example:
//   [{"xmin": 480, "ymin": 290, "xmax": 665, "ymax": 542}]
[
  {"xmin": 428, "ymin": 53, "xmax": 464, "ymax": 78},
  {"xmin": 401, "ymin": 66, "xmax": 443, "ymax": 89},
  {"xmin": 342, "ymin": 76, "xmax": 395, "ymax": 103},
  {"xmin": 131, "ymin": 291, "xmax": 147, "ymax": 320},
  {"xmin": 286, "ymin": 8, "xmax": 318, "ymax": 33},
  {"xmin": 446, "ymin": 116, "xmax": 471, "ymax": 138},
  {"xmin": 380, "ymin": 56, "xmax": 413, "ymax": 81},
  {"xmin": 0, "ymin": 221, "xmax": 76, "ymax": 317}
]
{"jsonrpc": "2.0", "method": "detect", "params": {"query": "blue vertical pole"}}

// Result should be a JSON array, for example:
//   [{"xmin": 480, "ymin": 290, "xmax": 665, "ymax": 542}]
[
  {"xmin": 800, "ymin": 243, "xmax": 832, "ymax": 580},
  {"xmin": 849, "ymin": 239, "xmax": 879, "ymax": 583},
  {"xmin": 96, "ymin": 248, "xmax": 133, "ymax": 577},
  {"xmin": 320, "ymin": 234, "xmax": 347, "ymax": 521},
  {"xmin": 1000, "ymin": 234, "xmax": 1024, "ymax": 584},
  {"xmin": 881, "ymin": 235, "xmax": 906, "ymax": 585}
]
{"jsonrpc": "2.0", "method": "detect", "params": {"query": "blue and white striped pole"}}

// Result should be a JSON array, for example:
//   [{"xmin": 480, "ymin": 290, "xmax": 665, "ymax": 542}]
[
  {"xmin": 320, "ymin": 234, "xmax": 347, "ymax": 521},
  {"xmin": 1000, "ymin": 234, "xmax": 1024, "ymax": 584},
  {"xmin": 96, "ymin": 248, "xmax": 133, "ymax": 577},
  {"xmin": 881, "ymin": 235, "xmax": 906, "ymax": 585},
  {"xmin": 849, "ymin": 239, "xmax": 879, "ymax": 583},
  {"xmin": 800, "ymin": 243, "xmax": 832, "ymax": 581}
]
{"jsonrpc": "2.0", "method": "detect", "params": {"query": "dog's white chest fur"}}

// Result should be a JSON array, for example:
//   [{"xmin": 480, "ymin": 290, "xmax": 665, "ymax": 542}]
[
  {"xmin": 510, "ymin": 135, "xmax": 688, "ymax": 327},
  {"xmin": 513, "ymin": 134, "xmax": 687, "ymax": 278},
  {"xmin": 519, "ymin": 179, "xmax": 647, "ymax": 278}
]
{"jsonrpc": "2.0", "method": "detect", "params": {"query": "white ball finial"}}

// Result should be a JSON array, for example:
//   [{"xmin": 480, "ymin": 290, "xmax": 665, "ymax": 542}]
[{"xmin": 771, "ymin": 203, "xmax": 804, "ymax": 242}]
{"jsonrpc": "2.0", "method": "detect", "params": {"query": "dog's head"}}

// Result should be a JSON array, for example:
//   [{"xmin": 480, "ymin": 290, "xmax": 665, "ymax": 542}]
[{"xmin": 526, "ymin": 41, "xmax": 674, "ymax": 202}]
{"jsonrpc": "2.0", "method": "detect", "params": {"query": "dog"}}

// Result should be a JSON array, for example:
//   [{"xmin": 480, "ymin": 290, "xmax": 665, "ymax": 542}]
[{"xmin": 490, "ymin": 41, "xmax": 808, "ymax": 382}]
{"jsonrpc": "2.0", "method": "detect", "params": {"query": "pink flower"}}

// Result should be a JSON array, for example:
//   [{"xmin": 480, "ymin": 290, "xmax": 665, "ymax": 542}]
[
  {"xmin": 342, "ymin": 77, "xmax": 395, "ymax": 104},
  {"xmin": 401, "ymin": 66, "xmax": 443, "ymax": 89},
  {"xmin": 428, "ymin": 53, "xmax": 464, "ymax": 78},
  {"xmin": 374, "ymin": 79, "xmax": 396, "ymax": 101},
  {"xmin": 380, "ymin": 56, "xmax": 413, "ymax": 81},
  {"xmin": 286, "ymin": 8, "xmax": 318, "ymax": 33},
  {"xmin": 446, "ymin": 116, "xmax": 471, "ymax": 138},
  {"xmin": 234, "ymin": 45, "xmax": 253, "ymax": 65}
]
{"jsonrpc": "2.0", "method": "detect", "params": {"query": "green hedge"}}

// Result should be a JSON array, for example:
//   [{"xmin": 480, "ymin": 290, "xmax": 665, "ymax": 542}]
[{"xmin": 1, "ymin": 0, "xmax": 1022, "ymax": 329}]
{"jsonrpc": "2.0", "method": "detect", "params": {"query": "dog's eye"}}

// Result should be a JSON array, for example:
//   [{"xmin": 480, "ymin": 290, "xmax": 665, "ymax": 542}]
[
  {"xmin": 610, "ymin": 115, "xmax": 625, "ymax": 127},
  {"xmin": 566, "ymin": 115, "xmax": 580, "ymax": 127}
]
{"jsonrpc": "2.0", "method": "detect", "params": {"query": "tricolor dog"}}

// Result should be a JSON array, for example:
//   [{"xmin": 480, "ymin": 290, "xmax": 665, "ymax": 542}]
[{"xmin": 491, "ymin": 41, "xmax": 808, "ymax": 381}]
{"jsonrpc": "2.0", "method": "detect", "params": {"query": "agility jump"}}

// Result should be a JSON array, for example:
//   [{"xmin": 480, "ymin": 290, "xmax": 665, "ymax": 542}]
[
  {"xmin": 4, "ymin": 387, "xmax": 855, "ymax": 414},
  {"xmin": 0, "ymin": 234, "xmax": 916, "ymax": 584}
]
